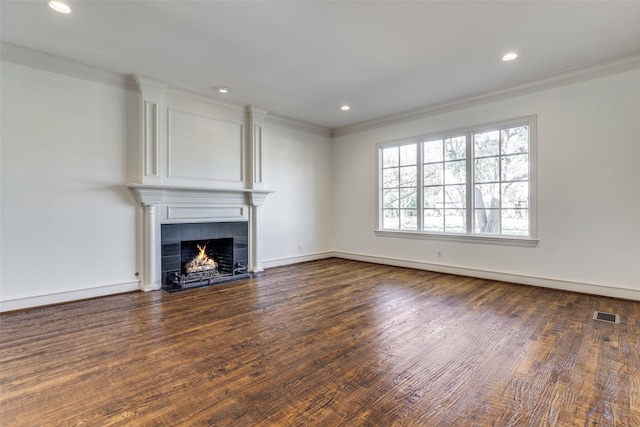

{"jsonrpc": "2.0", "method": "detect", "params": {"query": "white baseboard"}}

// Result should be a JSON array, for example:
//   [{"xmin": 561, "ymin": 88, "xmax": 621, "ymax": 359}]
[
  {"xmin": 0, "ymin": 280, "xmax": 141, "ymax": 312},
  {"xmin": 4, "ymin": 252, "xmax": 636, "ymax": 312},
  {"xmin": 262, "ymin": 251, "xmax": 334, "ymax": 269},
  {"xmin": 332, "ymin": 251, "xmax": 640, "ymax": 301}
]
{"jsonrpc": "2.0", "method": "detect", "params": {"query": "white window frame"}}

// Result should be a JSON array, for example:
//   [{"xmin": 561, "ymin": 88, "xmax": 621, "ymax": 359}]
[{"xmin": 375, "ymin": 115, "xmax": 538, "ymax": 247}]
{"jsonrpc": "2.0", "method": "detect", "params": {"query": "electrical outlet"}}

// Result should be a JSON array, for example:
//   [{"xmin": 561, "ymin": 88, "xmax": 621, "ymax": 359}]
[
  {"xmin": 298, "ymin": 244, "xmax": 302, "ymax": 251},
  {"xmin": 437, "ymin": 249, "xmax": 443, "ymax": 258}
]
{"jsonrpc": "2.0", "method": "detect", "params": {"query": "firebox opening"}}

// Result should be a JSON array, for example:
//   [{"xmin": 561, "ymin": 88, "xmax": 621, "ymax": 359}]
[
  {"xmin": 166, "ymin": 238, "xmax": 248, "ymax": 291},
  {"xmin": 161, "ymin": 221, "xmax": 250, "ymax": 292},
  {"xmin": 182, "ymin": 238, "xmax": 232, "ymax": 276}
]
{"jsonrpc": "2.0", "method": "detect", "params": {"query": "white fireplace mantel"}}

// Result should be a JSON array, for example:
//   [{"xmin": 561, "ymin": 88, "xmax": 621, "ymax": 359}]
[{"xmin": 128, "ymin": 184, "xmax": 273, "ymax": 291}]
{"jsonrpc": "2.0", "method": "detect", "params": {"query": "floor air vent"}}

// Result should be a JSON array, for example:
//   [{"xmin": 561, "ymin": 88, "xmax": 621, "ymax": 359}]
[{"xmin": 593, "ymin": 311, "xmax": 619, "ymax": 324}]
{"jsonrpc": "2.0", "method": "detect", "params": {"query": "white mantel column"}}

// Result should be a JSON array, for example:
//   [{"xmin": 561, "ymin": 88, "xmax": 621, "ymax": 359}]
[
  {"xmin": 129, "ymin": 185, "xmax": 166, "ymax": 292},
  {"xmin": 248, "ymin": 204, "xmax": 262, "ymax": 274},
  {"xmin": 141, "ymin": 203, "xmax": 161, "ymax": 291},
  {"xmin": 248, "ymin": 191, "xmax": 271, "ymax": 275}
]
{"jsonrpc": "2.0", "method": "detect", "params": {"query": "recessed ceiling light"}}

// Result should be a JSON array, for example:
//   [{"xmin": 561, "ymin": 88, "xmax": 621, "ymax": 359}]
[
  {"xmin": 216, "ymin": 87, "xmax": 230, "ymax": 94},
  {"xmin": 502, "ymin": 52, "xmax": 518, "ymax": 62},
  {"xmin": 48, "ymin": 1, "xmax": 71, "ymax": 14},
  {"xmin": 340, "ymin": 105, "xmax": 350, "ymax": 111}
]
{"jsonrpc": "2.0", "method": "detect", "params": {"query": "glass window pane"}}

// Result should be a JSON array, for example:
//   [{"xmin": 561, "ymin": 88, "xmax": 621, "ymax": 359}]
[
  {"xmin": 424, "ymin": 186, "xmax": 443, "ymax": 209},
  {"xmin": 423, "ymin": 140, "xmax": 443, "ymax": 163},
  {"xmin": 382, "ymin": 147, "xmax": 399, "ymax": 168},
  {"xmin": 400, "ymin": 188, "xmax": 417, "ymax": 209},
  {"xmin": 381, "ymin": 120, "xmax": 532, "ymax": 238},
  {"xmin": 501, "ymin": 154, "xmax": 528, "ymax": 182},
  {"xmin": 444, "ymin": 136, "xmax": 466, "ymax": 161},
  {"xmin": 401, "ymin": 209, "xmax": 418, "ymax": 230},
  {"xmin": 399, "ymin": 165, "xmax": 417, "ymax": 187},
  {"xmin": 445, "ymin": 160, "xmax": 466, "ymax": 184},
  {"xmin": 475, "ymin": 208, "xmax": 500, "ymax": 234},
  {"xmin": 400, "ymin": 144, "xmax": 417, "ymax": 166},
  {"xmin": 383, "ymin": 168, "xmax": 399, "ymax": 188},
  {"xmin": 382, "ymin": 209, "xmax": 399, "ymax": 229},
  {"xmin": 424, "ymin": 209, "xmax": 444, "ymax": 232},
  {"xmin": 383, "ymin": 189, "xmax": 399, "ymax": 209},
  {"xmin": 502, "ymin": 209, "xmax": 529, "ymax": 235},
  {"xmin": 444, "ymin": 185, "xmax": 466, "ymax": 209},
  {"xmin": 474, "ymin": 184, "xmax": 500, "ymax": 209},
  {"xmin": 475, "ymin": 157, "xmax": 499, "ymax": 183},
  {"xmin": 424, "ymin": 164, "xmax": 443, "ymax": 186},
  {"xmin": 474, "ymin": 130, "xmax": 499, "ymax": 157},
  {"xmin": 501, "ymin": 126, "xmax": 528, "ymax": 155},
  {"xmin": 502, "ymin": 182, "xmax": 528, "ymax": 209},
  {"xmin": 445, "ymin": 209, "xmax": 466, "ymax": 233}
]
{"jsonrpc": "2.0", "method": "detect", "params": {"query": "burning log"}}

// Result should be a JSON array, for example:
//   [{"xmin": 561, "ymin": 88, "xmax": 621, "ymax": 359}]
[{"xmin": 184, "ymin": 244, "xmax": 218, "ymax": 274}]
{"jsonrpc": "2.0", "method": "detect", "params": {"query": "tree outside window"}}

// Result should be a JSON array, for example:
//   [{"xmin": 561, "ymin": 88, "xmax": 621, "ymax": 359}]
[{"xmin": 378, "ymin": 118, "xmax": 533, "ymax": 239}]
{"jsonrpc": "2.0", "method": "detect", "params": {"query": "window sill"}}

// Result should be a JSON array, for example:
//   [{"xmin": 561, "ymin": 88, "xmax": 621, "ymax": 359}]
[{"xmin": 374, "ymin": 229, "xmax": 539, "ymax": 247}]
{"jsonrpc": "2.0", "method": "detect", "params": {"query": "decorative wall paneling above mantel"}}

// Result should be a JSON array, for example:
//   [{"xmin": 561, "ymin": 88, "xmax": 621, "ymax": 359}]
[
  {"xmin": 130, "ymin": 76, "xmax": 274, "ymax": 292},
  {"xmin": 134, "ymin": 75, "xmax": 268, "ymax": 190}
]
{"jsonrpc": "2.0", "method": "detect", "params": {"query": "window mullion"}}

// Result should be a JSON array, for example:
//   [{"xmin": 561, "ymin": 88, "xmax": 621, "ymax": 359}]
[
  {"xmin": 466, "ymin": 133, "xmax": 473, "ymax": 234},
  {"xmin": 498, "ymin": 130, "xmax": 503, "ymax": 235},
  {"xmin": 417, "ymin": 142, "xmax": 424, "ymax": 231}
]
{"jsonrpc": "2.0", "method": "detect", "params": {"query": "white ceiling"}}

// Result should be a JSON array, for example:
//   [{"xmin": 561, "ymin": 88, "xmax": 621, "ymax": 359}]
[{"xmin": 2, "ymin": 1, "xmax": 640, "ymax": 131}]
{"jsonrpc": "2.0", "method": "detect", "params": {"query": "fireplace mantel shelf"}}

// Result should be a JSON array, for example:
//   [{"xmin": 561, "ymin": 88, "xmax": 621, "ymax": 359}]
[{"xmin": 128, "ymin": 184, "xmax": 274, "ymax": 207}]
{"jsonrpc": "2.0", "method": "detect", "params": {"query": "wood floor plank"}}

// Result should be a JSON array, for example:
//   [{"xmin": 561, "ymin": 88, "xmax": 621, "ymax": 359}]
[{"xmin": 1, "ymin": 258, "xmax": 638, "ymax": 426}]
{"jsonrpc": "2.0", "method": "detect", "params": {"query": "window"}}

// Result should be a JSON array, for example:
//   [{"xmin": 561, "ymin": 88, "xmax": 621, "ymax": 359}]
[
  {"xmin": 423, "ymin": 136, "xmax": 467, "ymax": 233},
  {"xmin": 381, "ymin": 144, "xmax": 418, "ymax": 230},
  {"xmin": 378, "ymin": 117, "xmax": 536, "ymax": 244}
]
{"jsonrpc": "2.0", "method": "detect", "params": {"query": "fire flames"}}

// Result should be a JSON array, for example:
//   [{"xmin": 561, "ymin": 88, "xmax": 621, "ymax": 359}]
[{"xmin": 184, "ymin": 244, "xmax": 217, "ymax": 274}]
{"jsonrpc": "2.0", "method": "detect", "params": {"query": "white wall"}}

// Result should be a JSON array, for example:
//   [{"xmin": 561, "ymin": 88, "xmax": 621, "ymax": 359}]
[
  {"xmin": 0, "ymin": 59, "xmax": 334, "ymax": 310},
  {"xmin": 332, "ymin": 69, "xmax": 640, "ymax": 300},
  {"xmin": 261, "ymin": 122, "xmax": 333, "ymax": 266},
  {"xmin": 2, "ymin": 54, "xmax": 638, "ymax": 309},
  {"xmin": 0, "ymin": 61, "xmax": 141, "ymax": 310}
]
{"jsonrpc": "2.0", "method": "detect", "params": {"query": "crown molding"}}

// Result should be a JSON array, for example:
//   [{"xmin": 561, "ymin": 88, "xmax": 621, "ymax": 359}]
[
  {"xmin": 333, "ymin": 51, "xmax": 640, "ymax": 138},
  {"xmin": 263, "ymin": 113, "xmax": 333, "ymax": 138},
  {"xmin": 1, "ymin": 42, "xmax": 138, "ymax": 91},
  {"xmin": 163, "ymin": 85, "xmax": 248, "ymax": 116},
  {"xmin": 6, "ymin": 42, "xmax": 635, "ymax": 140},
  {"xmin": 161, "ymin": 86, "xmax": 332, "ymax": 137},
  {"xmin": 1, "ymin": 42, "xmax": 333, "ymax": 137}
]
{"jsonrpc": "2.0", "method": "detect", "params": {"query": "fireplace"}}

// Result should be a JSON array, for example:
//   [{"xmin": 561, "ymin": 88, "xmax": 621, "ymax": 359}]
[
  {"xmin": 161, "ymin": 222, "xmax": 249, "ymax": 292},
  {"xmin": 128, "ymin": 185, "xmax": 272, "ymax": 292}
]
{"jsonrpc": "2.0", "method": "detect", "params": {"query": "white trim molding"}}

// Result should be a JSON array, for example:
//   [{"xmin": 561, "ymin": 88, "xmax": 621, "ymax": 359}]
[
  {"xmin": 0, "ymin": 42, "xmax": 138, "ymax": 91},
  {"xmin": 135, "ymin": 75, "xmax": 169, "ymax": 182},
  {"xmin": 331, "ymin": 251, "xmax": 640, "ymax": 301},
  {"xmin": 0, "ymin": 280, "xmax": 140, "ymax": 313},
  {"xmin": 374, "ymin": 230, "xmax": 539, "ymax": 247},
  {"xmin": 262, "ymin": 251, "xmax": 335, "ymax": 269},
  {"xmin": 333, "ymin": 52, "xmax": 640, "ymax": 137},
  {"xmin": 263, "ymin": 113, "xmax": 333, "ymax": 138},
  {"xmin": 248, "ymin": 106, "xmax": 269, "ymax": 189}
]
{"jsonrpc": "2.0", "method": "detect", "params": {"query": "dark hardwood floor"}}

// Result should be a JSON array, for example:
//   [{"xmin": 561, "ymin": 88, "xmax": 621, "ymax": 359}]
[{"xmin": 1, "ymin": 258, "xmax": 638, "ymax": 426}]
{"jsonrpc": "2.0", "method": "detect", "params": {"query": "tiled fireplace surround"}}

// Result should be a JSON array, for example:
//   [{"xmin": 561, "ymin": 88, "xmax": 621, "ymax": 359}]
[
  {"xmin": 161, "ymin": 221, "xmax": 249, "ymax": 289},
  {"xmin": 128, "ymin": 185, "xmax": 271, "ymax": 291}
]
